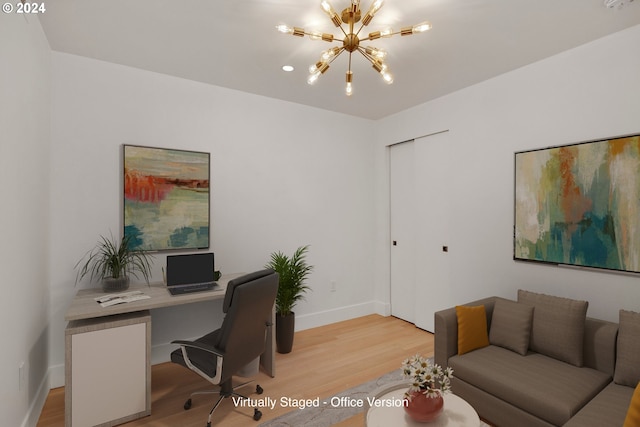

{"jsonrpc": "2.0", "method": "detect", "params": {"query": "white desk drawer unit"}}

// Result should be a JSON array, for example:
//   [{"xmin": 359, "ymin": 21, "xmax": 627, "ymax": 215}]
[{"xmin": 65, "ymin": 311, "xmax": 151, "ymax": 427}]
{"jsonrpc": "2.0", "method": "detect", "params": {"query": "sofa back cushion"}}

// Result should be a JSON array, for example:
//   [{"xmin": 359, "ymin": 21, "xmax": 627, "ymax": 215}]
[
  {"xmin": 614, "ymin": 310, "xmax": 640, "ymax": 387},
  {"xmin": 583, "ymin": 317, "xmax": 618, "ymax": 376},
  {"xmin": 517, "ymin": 290, "xmax": 588, "ymax": 367},
  {"xmin": 489, "ymin": 298, "xmax": 534, "ymax": 355}
]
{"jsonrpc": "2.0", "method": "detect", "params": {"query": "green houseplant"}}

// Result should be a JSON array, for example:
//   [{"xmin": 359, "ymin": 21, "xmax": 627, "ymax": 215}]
[
  {"xmin": 75, "ymin": 234, "xmax": 154, "ymax": 292},
  {"xmin": 265, "ymin": 245, "xmax": 313, "ymax": 353}
]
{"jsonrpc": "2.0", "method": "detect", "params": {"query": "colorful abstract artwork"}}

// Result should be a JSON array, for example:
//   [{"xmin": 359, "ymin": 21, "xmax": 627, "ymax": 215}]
[
  {"xmin": 514, "ymin": 135, "xmax": 640, "ymax": 273},
  {"xmin": 123, "ymin": 145, "xmax": 210, "ymax": 251}
]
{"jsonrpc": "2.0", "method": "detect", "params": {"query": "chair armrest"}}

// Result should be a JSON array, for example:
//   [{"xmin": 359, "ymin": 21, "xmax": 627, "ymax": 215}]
[
  {"xmin": 171, "ymin": 339, "xmax": 225, "ymax": 384},
  {"xmin": 171, "ymin": 340, "xmax": 225, "ymax": 358},
  {"xmin": 434, "ymin": 296, "xmax": 498, "ymax": 368}
]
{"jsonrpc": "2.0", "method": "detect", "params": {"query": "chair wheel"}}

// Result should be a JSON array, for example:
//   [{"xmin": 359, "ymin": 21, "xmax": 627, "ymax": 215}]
[
  {"xmin": 184, "ymin": 398, "xmax": 192, "ymax": 410},
  {"xmin": 254, "ymin": 409, "xmax": 262, "ymax": 421},
  {"xmin": 256, "ymin": 385, "xmax": 263, "ymax": 394}
]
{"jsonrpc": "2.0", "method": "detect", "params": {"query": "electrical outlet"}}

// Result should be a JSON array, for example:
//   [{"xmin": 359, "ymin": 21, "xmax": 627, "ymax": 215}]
[{"xmin": 330, "ymin": 281, "xmax": 337, "ymax": 292}]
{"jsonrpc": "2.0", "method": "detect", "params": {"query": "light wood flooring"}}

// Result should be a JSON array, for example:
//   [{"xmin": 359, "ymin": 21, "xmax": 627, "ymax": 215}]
[{"xmin": 37, "ymin": 314, "xmax": 434, "ymax": 427}]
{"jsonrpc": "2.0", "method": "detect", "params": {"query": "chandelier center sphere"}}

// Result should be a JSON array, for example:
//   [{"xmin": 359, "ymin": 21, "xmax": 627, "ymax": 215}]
[{"xmin": 343, "ymin": 33, "xmax": 360, "ymax": 52}]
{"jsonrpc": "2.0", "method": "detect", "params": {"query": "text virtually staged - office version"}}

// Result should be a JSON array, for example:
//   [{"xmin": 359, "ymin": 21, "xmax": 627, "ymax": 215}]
[
  {"xmin": 514, "ymin": 133, "xmax": 640, "ymax": 274},
  {"xmin": 123, "ymin": 144, "xmax": 210, "ymax": 251}
]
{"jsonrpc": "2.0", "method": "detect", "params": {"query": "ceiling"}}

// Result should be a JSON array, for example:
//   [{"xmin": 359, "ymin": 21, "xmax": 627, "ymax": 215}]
[{"xmin": 39, "ymin": 0, "xmax": 640, "ymax": 120}]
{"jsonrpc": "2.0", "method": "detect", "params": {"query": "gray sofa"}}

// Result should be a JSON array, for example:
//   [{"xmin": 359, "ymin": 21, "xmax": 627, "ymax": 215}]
[{"xmin": 435, "ymin": 290, "xmax": 639, "ymax": 427}]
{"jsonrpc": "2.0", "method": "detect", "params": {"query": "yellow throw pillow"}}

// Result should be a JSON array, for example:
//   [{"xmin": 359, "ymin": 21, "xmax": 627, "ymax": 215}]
[
  {"xmin": 623, "ymin": 382, "xmax": 640, "ymax": 427},
  {"xmin": 456, "ymin": 305, "xmax": 490, "ymax": 355}
]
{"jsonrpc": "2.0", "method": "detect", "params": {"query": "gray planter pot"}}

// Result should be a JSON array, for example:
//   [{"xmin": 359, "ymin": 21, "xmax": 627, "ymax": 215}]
[
  {"xmin": 276, "ymin": 312, "xmax": 295, "ymax": 354},
  {"xmin": 102, "ymin": 276, "xmax": 130, "ymax": 293}
]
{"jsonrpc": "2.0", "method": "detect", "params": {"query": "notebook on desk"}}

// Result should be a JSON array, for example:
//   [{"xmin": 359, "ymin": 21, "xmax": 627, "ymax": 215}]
[{"xmin": 166, "ymin": 253, "xmax": 218, "ymax": 296}]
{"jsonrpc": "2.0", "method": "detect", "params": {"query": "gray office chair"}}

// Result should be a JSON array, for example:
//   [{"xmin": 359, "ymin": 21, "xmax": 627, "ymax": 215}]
[{"xmin": 170, "ymin": 269, "xmax": 278, "ymax": 427}]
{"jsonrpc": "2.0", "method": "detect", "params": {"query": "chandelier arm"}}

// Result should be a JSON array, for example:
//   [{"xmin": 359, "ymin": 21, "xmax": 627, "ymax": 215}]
[
  {"xmin": 360, "ymin": 32, "xmax": 394, "ymax": 42},
  {"xmin": 331, "ymin": 48, "xmax": 346, "ymax": 65},
  {"xmin": 361, "ymin": 24, "xmax": 426, "ymax": 41},
  {"xmin": 337, "ymin": 24, "xmax": 349, "ymax": 38},
  {"xmin": 356, "ymin": 46, "xmax": 377, "ymax": 65},
  {"xmin": 354, "ymin": 21, "xmax": 367, "ymax": 38},
  {"xmin": 319, "ymin": 47, "xmax": 346, "ymax": 67}
]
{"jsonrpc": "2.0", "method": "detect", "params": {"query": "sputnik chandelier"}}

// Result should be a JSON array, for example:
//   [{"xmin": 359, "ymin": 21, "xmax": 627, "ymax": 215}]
[{"xmin": 276, "ymin": 0, "xmax": 431, "ymax": 96}]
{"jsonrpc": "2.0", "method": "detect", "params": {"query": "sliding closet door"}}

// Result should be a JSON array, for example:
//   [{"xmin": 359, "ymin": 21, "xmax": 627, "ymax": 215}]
[
  {"xmin": 412, "ymin": 131, "xmax": 451, "ymax": 332},
  {"xmin": 389, "ymin": 132, "xmax": 450, "ymax": 332},
  {"xmin": 389, "ymin": 140, "xmax": 416, "ymax": 323}
]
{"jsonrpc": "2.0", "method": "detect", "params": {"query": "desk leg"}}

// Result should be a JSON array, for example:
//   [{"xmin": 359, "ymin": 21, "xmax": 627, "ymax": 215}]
[{"xmin": 260, "ymin": 304, "xmax": 276, "ymax": 377}]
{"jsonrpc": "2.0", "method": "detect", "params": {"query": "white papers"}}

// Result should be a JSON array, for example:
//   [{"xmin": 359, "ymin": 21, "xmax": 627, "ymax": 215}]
[{"xmin": 94, "ymin": 290, "xmax": 151, "ymax": 307}]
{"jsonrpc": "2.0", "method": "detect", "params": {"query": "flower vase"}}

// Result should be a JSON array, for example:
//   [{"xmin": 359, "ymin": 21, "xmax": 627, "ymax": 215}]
[{"xmin": 404, "ymin": 390, "xmax": 444, "ymax": 422}]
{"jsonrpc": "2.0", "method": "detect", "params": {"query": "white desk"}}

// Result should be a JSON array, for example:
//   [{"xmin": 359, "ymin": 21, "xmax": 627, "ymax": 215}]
[{"xmin": 64, "ymin": 274, "xmax": 276, "ymax": 426}]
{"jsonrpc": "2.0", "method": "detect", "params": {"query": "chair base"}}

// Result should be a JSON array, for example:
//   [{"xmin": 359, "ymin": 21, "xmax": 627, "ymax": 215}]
[{"xmin": 184, "ymin": 379, "xmax": 264, "ymax": 426}]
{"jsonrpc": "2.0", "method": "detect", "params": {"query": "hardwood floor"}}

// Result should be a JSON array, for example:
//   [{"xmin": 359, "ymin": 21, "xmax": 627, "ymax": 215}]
[{"xmin": 37, "ymin": 314, "xmax": 434, "ymax": 427}]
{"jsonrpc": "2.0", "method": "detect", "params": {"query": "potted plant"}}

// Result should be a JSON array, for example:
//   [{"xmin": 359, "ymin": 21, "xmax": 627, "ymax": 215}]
[
  {"xmin": 75, "ymin": 234, "xmax": 154, "ymax": 292},
  {"xmin": 265, "ymin": 245, "xmax": 313, "ymax": 353},
  {"xmin": 402, "ymin": 354, "xmax": 453, "ymax": 422}
]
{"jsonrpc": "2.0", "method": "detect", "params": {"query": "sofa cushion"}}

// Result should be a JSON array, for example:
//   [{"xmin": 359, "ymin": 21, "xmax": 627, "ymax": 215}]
[
  {"xmin": 517, "ymin": 290, "xmax": 588, "ymax": 366},
  {"xmin": 564, "ymin": 382, "xmax": 634, "ymax": 427},
  {"xmin": 449, "ymin": 345, "xmax": 611, "ymax": 426},
  {"xmin": 489, "ymin": 298, "xmax": 533, "ymax": 355},
  {"xmin": 456, "ymin": 305, "xmax": 489, "ymax": 355},
  {"xmin": 614, "ymin": 310, "xmax": 640, "ymax": 387},
  {"xmin": 624, "ymin": 382, "xmax": 640, "ymax": 427}
]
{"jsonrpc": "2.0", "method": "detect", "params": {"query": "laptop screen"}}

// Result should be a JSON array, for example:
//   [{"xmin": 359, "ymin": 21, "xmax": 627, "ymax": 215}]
[{"xmin": 166, "ymin": 253, "xmax": 215, "ymax": 286}]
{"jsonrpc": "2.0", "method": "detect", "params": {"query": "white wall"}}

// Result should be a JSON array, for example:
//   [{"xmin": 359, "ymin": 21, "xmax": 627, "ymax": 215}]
[
  {"xmin": 374, "ymin": 24, "xmax": 640, "ymax": 323},
  {"xmin": 48, "ymin": 52, "xmax": 378, "ymax": 386},
  {"xmin": 0, "ymin": 13, "xmax": 51, "ymax": 427}
]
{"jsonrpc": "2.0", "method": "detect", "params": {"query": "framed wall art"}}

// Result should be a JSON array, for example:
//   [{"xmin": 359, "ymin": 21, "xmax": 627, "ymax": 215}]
[
  {"xmin": 514, "ymin": 134, "xmax": 640, "ymax": 274},
  {"xmin": 123, "ymin": 144, "xmax": 210, "ymax": 251}
]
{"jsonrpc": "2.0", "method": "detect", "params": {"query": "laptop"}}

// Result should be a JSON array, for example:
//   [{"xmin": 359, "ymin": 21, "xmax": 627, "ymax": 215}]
[{"xmin": 166, "ymin": 253, "xmax": 218, "ymax": 296}]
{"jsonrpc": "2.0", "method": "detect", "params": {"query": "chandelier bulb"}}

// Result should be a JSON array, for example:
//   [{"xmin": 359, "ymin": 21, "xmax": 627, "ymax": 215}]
[
  {"xmin": 320, "ymin": 0, "xmax": 342, "ymax": 26},
  {"xmin": 309, "ymin": 30, "xmax": 323, "ymax": 40},
  {"xmin": 275, "ymin": 24, "xmax": 293, "ymax": 34},
  {"xmin": 363, "ymin": 0, "xmax": 385, "ymax": 25},
  {"xmin": 308, "ymin": 71, "xmax": 321, "ymax": 85},
  {"xmin": 365, "ymin": 46, "xmax": 387, "ymax": 59},
  {"xmin": 413, "ymin": 21, "xmax": 432, "ymax": 33},
  {"xmin": 345, "ymin": 82, "xmax": 353, "ymax": 96},
  {"xmin": 370, "ymin": 0, "xmax": 384, "ymax": 13},
  {"xmin": 321, "ymin": 47, "xmax": 340, "ymax": 61},
  {"xmin": 381, "ymin": 70, "xmax": 394, "ymax": 84},
  {"xmin": 345, "ymin": 71, "xmax": 354, "ymax": 96},
  {"xmin": 320, "ymin": 0, "xmax": 334, "ymax": 14}
]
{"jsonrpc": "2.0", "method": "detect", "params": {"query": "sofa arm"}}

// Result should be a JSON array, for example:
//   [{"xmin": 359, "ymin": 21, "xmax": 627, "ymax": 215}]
[{"xmin": 434, "ymin": 296, "xmax": 498, "ymax": 368}]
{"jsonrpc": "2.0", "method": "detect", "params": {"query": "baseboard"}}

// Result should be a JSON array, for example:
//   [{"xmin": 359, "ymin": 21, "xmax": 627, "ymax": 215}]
[
  {"xmin": 294, "ymin": 300, "xmax": 380, "ymax": 331},
  {"xmin": 21, "ymin": 367, "xmax": 52, "ymax": 427},
  {"xmin": 373, "ymin": 300, "xmax": 391, "ymax": 317}
]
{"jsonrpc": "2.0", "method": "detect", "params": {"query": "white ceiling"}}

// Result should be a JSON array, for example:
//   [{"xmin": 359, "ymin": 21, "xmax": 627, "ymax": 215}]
[{"xmin": 39, "ymin": 0, "xmax": 640, "ymax": 120}]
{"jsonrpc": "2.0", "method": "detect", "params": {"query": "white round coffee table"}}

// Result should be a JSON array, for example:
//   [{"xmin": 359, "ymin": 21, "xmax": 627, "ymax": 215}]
[{"xmin": 366, "ymin": 381, "xmax": 481, "ymax": 427}]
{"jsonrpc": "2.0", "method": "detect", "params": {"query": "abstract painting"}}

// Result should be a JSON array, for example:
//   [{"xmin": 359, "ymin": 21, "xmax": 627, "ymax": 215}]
[
  {"xmin": 123, "ymin": 145, "xmax": 210, "ymax": 251},
  {"xmin": 514, "ymin": 135, "xmax": 640, "ymax": 273}
]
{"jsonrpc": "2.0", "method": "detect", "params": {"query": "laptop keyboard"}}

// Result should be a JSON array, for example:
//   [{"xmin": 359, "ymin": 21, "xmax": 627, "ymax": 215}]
[{"xmin": 168, "ymin": 282, "xmax": 217, "ymax": 295}]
